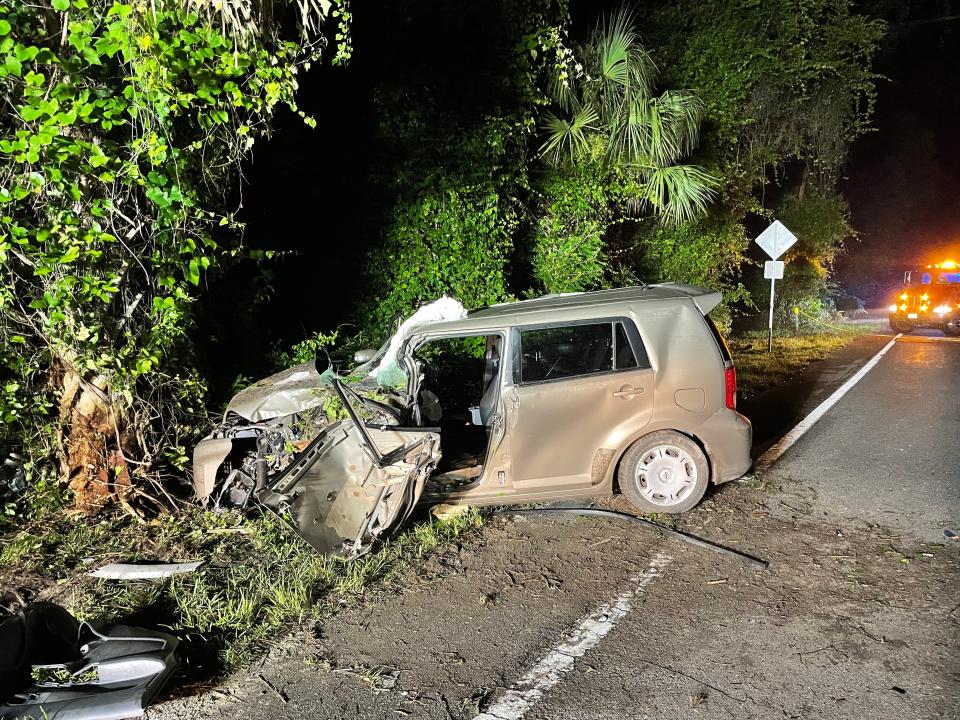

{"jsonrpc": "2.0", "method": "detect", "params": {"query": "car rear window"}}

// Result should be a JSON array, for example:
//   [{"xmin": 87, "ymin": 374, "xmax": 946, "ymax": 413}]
[
  {"xmin": 615, "ymin": 321, "xmax": 639, "ymax": 369},
  {"xmin": 519, "ymin": 320, "xmax": 647, "ymax": 383},
  {"xmin": 704, "ymin": 315, "xmax": 732, "ymax": 363}
]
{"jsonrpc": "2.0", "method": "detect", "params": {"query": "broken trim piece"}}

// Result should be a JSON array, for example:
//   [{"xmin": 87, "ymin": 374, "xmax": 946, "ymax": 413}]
[
  {"xmin": 0, "ymin": 603, "xmax": 179, "ymax": 720},
  {"xmin": 502, "ymin": 507, "xmax": 769, "ymax": 570},
  {"xmin": 89, "ymin": 562, "xmax": 203, "ymax": 580}
]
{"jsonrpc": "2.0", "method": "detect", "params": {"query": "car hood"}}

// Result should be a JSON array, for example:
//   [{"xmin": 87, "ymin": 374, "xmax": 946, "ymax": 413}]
[{"xmin": 224, "ymin": 360, "xmax": 334, "ymax": 422}]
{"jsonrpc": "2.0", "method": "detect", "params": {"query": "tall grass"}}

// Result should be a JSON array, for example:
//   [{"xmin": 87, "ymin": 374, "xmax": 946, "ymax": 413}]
[
  {"xmin": 2, "ymin": 505, "xmax": 483, "ymax": 674},
  {"xmin": 731, "ymin": 327, "xmax": 879, "ymax": 400}
]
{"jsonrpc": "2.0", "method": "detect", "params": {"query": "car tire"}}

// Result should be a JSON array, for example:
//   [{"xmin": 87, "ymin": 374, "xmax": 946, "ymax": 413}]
[
  {"xmin": 944, "ymin": 321, "xmax": 960, "ymax": 337},
  {"xmin": 618, "ymin": 430, "xmax": 709, "ymax": 515},
  {"xmin": 890, "ymin": 320, "xmax": 911, "ymax": 334}
]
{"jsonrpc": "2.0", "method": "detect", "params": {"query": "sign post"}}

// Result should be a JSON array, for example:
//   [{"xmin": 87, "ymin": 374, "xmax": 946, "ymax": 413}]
[{"xmin": 755, "ymin": 221, "xmax": 797, "ymax": 352}]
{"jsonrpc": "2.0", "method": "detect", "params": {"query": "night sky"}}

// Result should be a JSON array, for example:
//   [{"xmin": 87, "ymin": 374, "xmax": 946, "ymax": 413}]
[{"xmin": 839, "ymin": 4, "xmax": 960, "ymax": 303}]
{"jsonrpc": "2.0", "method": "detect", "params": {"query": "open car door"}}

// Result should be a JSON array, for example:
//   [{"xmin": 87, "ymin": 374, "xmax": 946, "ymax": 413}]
[{"xmin": 258, "ymin": 380, "xmax": 440, "ymax": 556}]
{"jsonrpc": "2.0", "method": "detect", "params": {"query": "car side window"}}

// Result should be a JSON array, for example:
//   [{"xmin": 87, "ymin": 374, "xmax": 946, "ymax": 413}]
[
  {"xmin": 520, "ymin": 323, "xmax": 611, "ymax": 383},
  {"xmin": 519, "ymin": 320, "xmax": 648, "ymax": 384}
]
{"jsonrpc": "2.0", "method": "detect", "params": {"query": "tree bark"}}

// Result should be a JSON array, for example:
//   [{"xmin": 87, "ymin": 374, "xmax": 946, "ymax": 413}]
[{"xmin": 56, "ymin": 357, "xmax": 135, "ymax": 513}]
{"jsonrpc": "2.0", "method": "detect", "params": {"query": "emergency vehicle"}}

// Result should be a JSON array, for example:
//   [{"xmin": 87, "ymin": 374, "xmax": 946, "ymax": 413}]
[{"xmin": 888, "ymin": 260, "xmax": 960, "ymax": 336}]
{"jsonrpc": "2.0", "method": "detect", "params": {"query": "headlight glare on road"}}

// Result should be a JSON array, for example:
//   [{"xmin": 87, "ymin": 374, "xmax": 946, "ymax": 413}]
[{"xmin": 934, "ymin": 304, "xmax": 952, "ymax": 315}]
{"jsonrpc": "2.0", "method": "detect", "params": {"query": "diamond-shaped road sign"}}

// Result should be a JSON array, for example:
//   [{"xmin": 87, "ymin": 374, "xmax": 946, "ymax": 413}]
[
  {"xmin": 764, "ymin": 260, "xmax": 784, "ymax": 279},
  {"xmin": 755, "ymin": 220, "xmax": 797, "ymax": 260}
]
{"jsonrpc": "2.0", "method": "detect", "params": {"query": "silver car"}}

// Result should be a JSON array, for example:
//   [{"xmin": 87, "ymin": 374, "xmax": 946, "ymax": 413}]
[{"xmin": 194, "ymin": 285, "xmax": 752, "ymax": 555}]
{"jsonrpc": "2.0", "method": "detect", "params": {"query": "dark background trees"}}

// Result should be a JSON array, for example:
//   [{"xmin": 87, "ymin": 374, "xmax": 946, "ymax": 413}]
[
  {"xmin": 10, "ymin": 0, "xmax": 954, "ymax": 511},
  {"xmin": 839, "ymin": 2, "xmax": 960, "ymax": 305},
  {"xmin": 222, "ymin": 0, "xmax": 888, "ymax": 376}
]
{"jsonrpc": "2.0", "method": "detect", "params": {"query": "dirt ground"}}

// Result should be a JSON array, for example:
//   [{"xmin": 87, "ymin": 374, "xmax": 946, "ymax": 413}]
[
  {"xmin": 145, "ymin": 476, "xmax": 959, "ymax": 720},
  {"xmin": 143, "ymin": 333, "xmax": 959, "ymax": 719}
]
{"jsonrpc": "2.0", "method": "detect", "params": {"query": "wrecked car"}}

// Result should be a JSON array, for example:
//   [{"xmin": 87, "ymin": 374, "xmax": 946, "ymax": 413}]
[{"xmin": 193, "ymin": 286, "xmax": 752, "ymax": 555}]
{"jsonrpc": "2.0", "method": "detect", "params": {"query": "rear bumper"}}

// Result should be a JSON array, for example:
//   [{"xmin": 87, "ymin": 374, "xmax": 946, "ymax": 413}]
[{"xmin": 698, "ymin": 409, "xmax": 752, "ymax": 484}]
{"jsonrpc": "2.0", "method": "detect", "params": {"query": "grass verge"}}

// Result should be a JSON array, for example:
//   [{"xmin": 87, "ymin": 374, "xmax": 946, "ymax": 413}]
[
  {"xmin": 730, "ymin": 325, "xmax": 882, "ymax": 400},
  {"xmin": 0, "ymin": 504, "xmax": 482, "ymax": 675}
]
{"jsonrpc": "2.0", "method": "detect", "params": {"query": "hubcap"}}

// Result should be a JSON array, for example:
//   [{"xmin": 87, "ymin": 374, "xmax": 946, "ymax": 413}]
[{"xmin": 635, "ymin": 444, "xmax": 697, "ymax": 507}]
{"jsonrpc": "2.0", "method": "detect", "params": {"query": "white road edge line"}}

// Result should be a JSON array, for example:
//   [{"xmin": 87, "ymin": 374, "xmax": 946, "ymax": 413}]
[
  {"xmin": 474, "ymin": 553, "xmax": 672, "ymax": 720},
  {"xmin": 752, "ymin": 333, "xmax": 902, "ymax": 474}
]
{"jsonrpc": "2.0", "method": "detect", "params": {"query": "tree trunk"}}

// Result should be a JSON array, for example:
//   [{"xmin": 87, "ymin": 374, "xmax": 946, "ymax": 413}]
[{"xmin": 56, "ymin": 357, "xmax": 135, "ymax": 513}]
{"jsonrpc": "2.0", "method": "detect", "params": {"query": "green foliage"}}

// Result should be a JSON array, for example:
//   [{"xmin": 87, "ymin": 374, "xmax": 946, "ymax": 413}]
[
  {"xmin": 274, "ymin": 329, "xmax": 340, "ymax": 368},
  {"xmin": 539, "ymin": 7, "xmax": 715, "ymax": 226},
  {"xmin": 531, "ymin": 149, "xmax": 612, "ymax": 294},
  {"xmin": 0, "ymin": 1, "xmax": 329, "ymax": 486},
  {"xmin": 362, "ymin": 1, "xmax": 570, "ymax": 331},
  {"xmin": 640, "ymin": 0, "xmax": 884, "ymax": 317},
  {"xmin": 751, "ymin": 189, "xmax": 855, "ymax": 326},
  {"xmin": 778, "ymin": 190, "xmax": 855, "ymax": 267},
  {"xmin": 631, "ymin": 214, "xmax": 749, "ymax": 288},
  {"xmin": 773, "ymin": 256, "xmax": 836, "ymax": 326},
  {"xmin": 626, "ymin": 212, "xmax": 752, "ymax": 329},
  {"xmin": 368, "ymin": 171, "xmax": 519, "ymax": 330},
  {"xmin": 652, "ymin": 0, "xmax": 885, "ymax": 191}
]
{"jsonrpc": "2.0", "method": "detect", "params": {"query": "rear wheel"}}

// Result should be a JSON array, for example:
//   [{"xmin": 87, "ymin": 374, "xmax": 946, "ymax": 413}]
[{"xmin": 618, "ymin": 431, "xmax": 709, "ymax": 514}]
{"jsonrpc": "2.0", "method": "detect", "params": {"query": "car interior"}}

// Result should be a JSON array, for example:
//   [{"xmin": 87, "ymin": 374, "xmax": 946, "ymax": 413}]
[
  {"xmin": 414, "ymin": 334, "xmax": 502, "ymax": 494},
  {"xmin": 519, "ymin": 321, "xmax": 638, "ymax": 383}
]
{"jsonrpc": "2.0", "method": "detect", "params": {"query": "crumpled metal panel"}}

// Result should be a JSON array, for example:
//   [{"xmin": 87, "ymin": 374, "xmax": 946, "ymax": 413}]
[
  {"xmin": 224, "ymin": 361, "xmax": 331, "ymax": 422},
  {"xmin": 192, "ymin": 436, "xmax": 232, "ymax": 500},
  {"xmin": 262, "ymin": 422, "xmax": 440, "ymax": 555}
]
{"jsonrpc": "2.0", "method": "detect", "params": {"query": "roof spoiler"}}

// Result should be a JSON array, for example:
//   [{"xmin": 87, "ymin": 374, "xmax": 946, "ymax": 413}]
[{"xmin": 658, "ymin": 283, "xmax": 723, "ymax": 315}]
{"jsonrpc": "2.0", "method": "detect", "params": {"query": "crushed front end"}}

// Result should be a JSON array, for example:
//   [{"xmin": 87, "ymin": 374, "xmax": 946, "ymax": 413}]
[{"xmin": 193, "ymin": 359, "xmax": 440, "ymax": 556}]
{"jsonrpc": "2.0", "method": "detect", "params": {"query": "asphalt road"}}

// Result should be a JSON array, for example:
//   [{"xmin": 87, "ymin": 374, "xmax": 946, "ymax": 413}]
[
  {"xmin": 150, "ymin": 332, "xmax": 960, "ymax": 720},
  {"xmin": 769, "ymin": 333, "xmax": 960, "ymax": 543}
]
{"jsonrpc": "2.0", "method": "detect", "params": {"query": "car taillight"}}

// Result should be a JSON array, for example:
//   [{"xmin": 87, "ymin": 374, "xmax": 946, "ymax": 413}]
[{"xmin": 724, "ymin": 365, "xmax": 737, "ymax": 410}]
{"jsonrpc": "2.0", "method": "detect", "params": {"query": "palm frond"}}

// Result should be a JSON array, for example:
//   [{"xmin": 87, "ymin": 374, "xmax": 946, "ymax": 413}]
[
  {"xmin": 538, "ymin": 106, "xmax": 600, "ymax": 165},
  {"xmin": 606, "ymin": 89, "xmax": 703, "ymax": 166},
  {"xmin": 583, "ymin": 5, "xmax": 637, "ymax": 124},
  {"xmin": 650, "ymin": 91, "xmax": 703, "ymax": 163},
  {"xmin": 582, "ymin": 4, "xmax": 660, "ymax": 155},
  {"xmin": 635, "ymin": 164, "xmax": 717, "ymax": 225}
]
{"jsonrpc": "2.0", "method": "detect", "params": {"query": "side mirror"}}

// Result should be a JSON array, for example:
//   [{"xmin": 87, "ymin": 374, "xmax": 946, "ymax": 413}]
[{"xmin": 353, "ymin": 349, "xmax": 376, "ymax": 364}]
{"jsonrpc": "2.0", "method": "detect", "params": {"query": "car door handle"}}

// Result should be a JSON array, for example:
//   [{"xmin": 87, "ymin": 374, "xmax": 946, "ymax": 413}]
[{"xmin": 612, "ymin": 385, "xmax": 644, "ymax": 398}]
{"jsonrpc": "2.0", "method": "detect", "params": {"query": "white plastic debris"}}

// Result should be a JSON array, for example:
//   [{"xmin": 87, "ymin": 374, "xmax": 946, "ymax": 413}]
[{"xmin": 89, "ymin": 561, "xmax": 203, "ymax": 580}]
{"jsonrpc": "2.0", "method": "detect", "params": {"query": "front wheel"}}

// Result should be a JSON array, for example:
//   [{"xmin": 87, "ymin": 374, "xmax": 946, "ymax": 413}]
[
  {"xmin": 890, "ymin": 319, "xmax": 912, "ymax": 334},
  {"xmin": 618, "ymin": 431, "xmax": 709, "ymax": 514}
]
